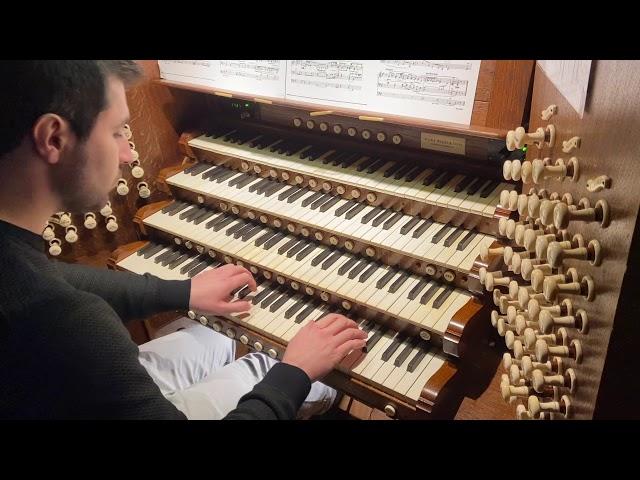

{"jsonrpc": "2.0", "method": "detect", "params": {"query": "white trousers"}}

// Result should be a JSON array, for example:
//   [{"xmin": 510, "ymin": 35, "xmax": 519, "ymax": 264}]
[{"xmin": 138, "ymin": 322, "xmax": 337, "ymax": 419}]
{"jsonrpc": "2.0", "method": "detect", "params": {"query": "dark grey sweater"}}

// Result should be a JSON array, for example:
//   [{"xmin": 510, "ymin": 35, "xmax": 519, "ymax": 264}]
[{"xmin": 0, "ymin": 219, "xmax": 311, "ymax": 419}]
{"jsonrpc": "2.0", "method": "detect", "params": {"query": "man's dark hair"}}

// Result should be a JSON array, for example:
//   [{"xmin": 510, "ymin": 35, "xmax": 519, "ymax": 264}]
[{"xmin": 0, "ymin": 60, "xmax": 143, "ymax": 158}]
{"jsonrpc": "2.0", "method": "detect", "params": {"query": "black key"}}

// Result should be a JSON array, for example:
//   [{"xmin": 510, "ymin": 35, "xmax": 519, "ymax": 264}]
[
  {"xmin": 420, "ymin": 284, "xmax": 441, "ymax": 305},
  {"xmin": 252, "ymin": 286, "xmax": 273, "ymax": 305},
  {"xmin": 160, "ymin": 250, "xmax": 183, "ymax": 266},
  {"xmin": 235, "ymin": 175, "xmax": 257, "ymax": 190},
  {"xmin": 338, "ymin": 256, "xmax": 359, "ymax": 276},
  {"xmin": 215, "ymin": 169, "xmax": 238, "ymax": 183},
  {"xmin": 457, "ymin": 231, "xmax": 478, "ymax": 251},
  {"xmin": 286, "ymin": 240, "xmax": 308, "ymax": 258},
  {"xmin": 249, "ymin": 177, "xmax": 271, "ymax": 193},
  {"xmin": 295, "ymin": 301, "xmax": 321, "ymax": 323},
  {"xmin": 180, "ymin": 256, "xmax": 206, "ymax": 274},
  {"xmin": 388, "ymin": 272, "xmax": 410, "ymax": 293},
  {"xmin": 263, "ymin": 232, "xmax": 286, "ymax": 250},
  {"xmin": 335, "ymin": 200, "xmax": 357, "ymax": 217},
  {"xmin": 287, "ymin": 188, "xmax": 309, "ymax": 203},
  {"xmin": 394, "ymin": 338, "xmax": 420, "ymax": 367},
  {"xmin": 183, "ymin": 162, "xmax": 204, "ymax": 174},
  {"xmin": 319, "ymin": 196, "xmax": 342, "ymax": 213},
  {"xmin": 193, "ymin": 210, "xmax": 217, "ymax": 225},
  {"xmin": 366, "ymin": 158, "xmax": 387, "ymax": 174},
  {"xmin": 230, "ymin": 284, "xmax": 246, "ymax": 296},
  {"xmin": 205, "ymin": 213, "xmax": 227, "ymax": 229},
  {"xmin": 412, "ymin": 218, "xmax": 434, "ymax": 238},
  {"xmin": 254, "ymin": 229, "xmax": 277, "ymax": 247},
  {"xmin": 340, "ymin": 152, "xmax": 362, "ymax": 168},
  {"xmin": 162, "ymin": 201, "xmax": 186, "ymax": 214},
  {"xmin": 431, "ymin": 224, "xmax": 452, "ymax": 244},
  {"xmin": 255, "ymin": 178, "xmax": 275, "ymax": 195},
  {"xmin": 359, "ymin": 263, "xmax": 380, "ymax": 283},
  {"xmin": 167, "ymin": 203, "xmax": 190, "ymax": 217},
  {"xmin": 284, "ymin": 141, "xmax": 307, "ymax": 156},
  {"xmin": 403, "ymin": 166, "xmax": 424, "ymax": 182},
  {"xmin": 299, "ymin": 145, "xmax": 317, "ymax": 159},
  {"xmin": 225, "ymin": 220, "xmax": 248, "ymax": 237},
  {"xmin": 310, "ymin": 193, "xmax": 332, "ymax": 210},
  {"xmin": 423, "ymin": 169, "xmax": 443, "ymax": 186},
  {"xmin": 233, "ymin": 223, "xmax": 255, "ymax": 239},
  {"xmin": 407, "ymin": 344, "xmax": 430, "ymax": 373},
  {"xmin": 278, "ymin": 185, "xmax": 300, "ymax": 201},
  {"xmin": 361, "ymin": 206, "xmax": 383, "ymax": 224},
  {"xmin": 264, "ymin": 183, "xmax": 287, "ymax": 197},
  {"xmin": 241, "ymin": 225, "xmax": 264, "ymax": 242},
  {"xmin": 189, "ymin": 162, "xmax": 213, "ymax": 176},
  {"xmin": 296, "ymin": 243, "xmax": 316, "ymax": 261},
  {"xmin": 453, "ymin": 175, "xmax": 474, "ymax": 193},
  {"xmin": 345, "ymin": 202, "xmax": 366, "ymax": 220},
  {"xmin": 364, "ymin": 327, "xmax": 386, "ymax": 352},
  {"xmin": 261, "ymin": 288, "xmax": 286, "ymax": 309},
  {"xmin": 184, "ymin": 207, "xmax": 206, "ymax": 222},
  {"xmin": 443, "ymin": 227, "xmax": 465, "ymax": 247},
  {"xmin": 371, "ymin": 209, "xmax": 394, "ymax": 227},
  {"xmin": 376, "ymin": 268, "xmax": 398, "ymax": 289},
  {"xmin": 479, "ymin": 180, "xmax": 500, "ymax": 198},
  {"xmin": 400, "ymin": 216, "xmax": 421, "ymax": 235},
  {"xmin": 301, "ymin": 191, "xmax": 324, "ymax": 208},
  {"xmin": 269, "ymin": 293, "xmax": 291, "ymax": 312},
  {"xmin": 278, "ymin": 238, "xmax": 300, "ymax": 255},
  {"xmin": 434, "ymin": 171, "xmax": 456, "ymax": 189},
  {"xmin": 383, "ymin": 162, "xmax": 403, "ymax": 178},
  {"xmin": 137, "ymin": 242, "xmax": 159, "ymax": 256},
  {"xmin": 360, "ymin": 320, "xmax": 376, "ymax": 333},
  {"xmin": 381, "ymin": 334, "xmax": 406, "ymax": 361},
  {"xmin": 204, "ymin": 166, "xmax": 230, "ymax": 181},
  {"xmin": 284, "ymin": 297, "xmax": 307, "ymax": 319},
  {"xmin": 187, "ymin": 260, "xmax": 209, "ymax": 277},
  {"xmin": 154, "ymin": 248, "xmax": 177, "ymax": 264},
  {"xmin": 212, "ymin": 217, "xmax": 236, "ymax": 232},
  {"xmin": 167, "ymin": 253, "xmax": 191, "ymax": 270},
  {"xmin": 310, "ymin": 247, "xmax": 332, "ymax": 267},
  {"xmin": 309, "ymin": 148, "xmax": 332, "ymax": 161},
  {"xmin": 432, "ymin": 287, "xmax": 454, "ymax": 309},
  {"xmin": 407, "ymin": 279, "xmax": 431, "ymax": 300},
  {"xmin": 295, "ymin": 244, "xmax": 317, "ymax": 261},
  {"xmin": 237, "ymin": 286, "xmax": 252, "ymax": 299},
  {"xmin": 392, "ymin": 163, "xmax": 413, "ymax": 180},
  {"xmin": 321, "ymin": 251, "xmax": 343, "ymax": 270},
  {"xmin": 347, "ymin": 258, "xmax": 369, "ymax": 279},
  {"xmin": 465, "ymin": 178, "xmax": 484, "ymax": 195},
  {"xmin": 177, "ymin": 205, "xmax": 199, "ymax": 220},
  {"xmin": 329, "ymin": 151, "xmax": 348, "ymax": 166},
  {"xmin": 228, "ymin": 173, "xmax": 250, "ymax": 187},
  {"xmin": 356, "ymin": 156, "xmax": 377, "ymax": 172},
  {"xmin": 323, "ymin": 150, "xmax": 342, "ymax": 164}
]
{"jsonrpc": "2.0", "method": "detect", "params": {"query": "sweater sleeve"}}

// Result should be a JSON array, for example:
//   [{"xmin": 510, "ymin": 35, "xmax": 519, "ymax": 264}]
[
  {"xmin": 223, "ymin": 363, "xmax": 312, "ymax": 420},
  {"xmin": 54, "ymin": 261, "xmax": 191, "ymax": 323}
]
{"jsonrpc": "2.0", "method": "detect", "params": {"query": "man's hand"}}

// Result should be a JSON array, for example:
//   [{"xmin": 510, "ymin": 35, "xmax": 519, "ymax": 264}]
[
  {"xmin": 189, "ymin": 264, "xmax": 257, "ymax": 315},
  {"xmin": 282, "ymin": 314, "xmax": 367, "ymax": 382}
]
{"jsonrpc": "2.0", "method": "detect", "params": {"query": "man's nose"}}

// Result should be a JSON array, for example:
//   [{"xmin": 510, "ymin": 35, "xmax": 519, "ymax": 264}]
[{"xmin": 120, "ymin": 141, "xmax": 134, "ymax": 165}]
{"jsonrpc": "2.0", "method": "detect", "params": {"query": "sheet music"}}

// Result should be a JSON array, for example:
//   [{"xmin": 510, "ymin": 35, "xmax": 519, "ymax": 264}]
[
  {"xmin": 157, "ymin": 60, "xmax": 482, "ymax": 125},
  {"xmin": 537, "ymin": 60, "xmax": 592, "ymax": 118},
  {"xmin": 285, "ymin": 60, "xmax": 368, "ymax": 106},
  {"xmin": 158, "ymin": 60, "xmax": 218, "ymax": 88},
  {"xmin": 368, "ymin": 60, "xmax": 481, "ymax": 124},
  {"xmin": 213, "ymin": 60, "xmax": 286, "ymax": 98}
]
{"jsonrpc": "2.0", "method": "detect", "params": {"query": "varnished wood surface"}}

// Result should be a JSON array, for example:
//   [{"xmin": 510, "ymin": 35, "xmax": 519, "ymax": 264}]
[{"xmin": 514, "ymin": 61, "xmax": 640, "ymax": 419}]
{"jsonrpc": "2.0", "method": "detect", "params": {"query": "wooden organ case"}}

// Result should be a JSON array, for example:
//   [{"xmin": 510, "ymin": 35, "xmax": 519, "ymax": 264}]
[
  {"xmin": 107, "ymin": 60, "xmax": 548, "ymax": 419},
  {"xmin": 484, "ymin": 61, "xmax": 640, "ymax": 419}
]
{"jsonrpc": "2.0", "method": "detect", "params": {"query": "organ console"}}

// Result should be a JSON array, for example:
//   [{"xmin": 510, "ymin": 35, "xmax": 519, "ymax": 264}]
[{"xmin": 101, "ymin": 60, "xmax": 640, "ymax": 420}]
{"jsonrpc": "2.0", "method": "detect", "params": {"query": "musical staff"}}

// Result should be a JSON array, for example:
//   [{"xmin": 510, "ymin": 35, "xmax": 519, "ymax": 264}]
[
  {"xmin": 380, "ymin": 60, "xmax": 472, "ymax": 71},
  {"xmin": 219, "ymin": 60, "xmax": 281, "ymax": 82}
]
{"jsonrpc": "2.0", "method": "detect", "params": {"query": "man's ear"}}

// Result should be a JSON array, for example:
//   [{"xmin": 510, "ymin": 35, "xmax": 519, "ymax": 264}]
[{"xmin": 31, "ymin": 113, "xmax": 74, "ymax": 165}]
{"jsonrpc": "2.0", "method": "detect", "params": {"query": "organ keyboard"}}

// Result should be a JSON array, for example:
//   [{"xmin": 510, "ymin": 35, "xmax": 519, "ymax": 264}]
[{"xmin": 108, "ymin": 60, "xmax": 538, "ymax": 419}]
